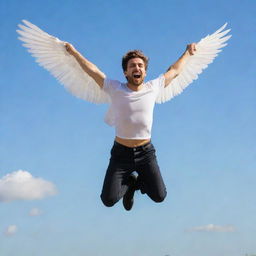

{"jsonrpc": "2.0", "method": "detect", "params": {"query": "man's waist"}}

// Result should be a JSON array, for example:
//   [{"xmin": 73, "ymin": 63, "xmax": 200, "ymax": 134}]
[{"xmin": 115, "ymin": 136, "xmax": 150, "ymax": 148}]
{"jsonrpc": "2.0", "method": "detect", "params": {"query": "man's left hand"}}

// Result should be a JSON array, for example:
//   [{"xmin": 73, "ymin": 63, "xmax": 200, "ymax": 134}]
[{"xmin": 186, "ymin": 43, "xmax": 197, "ymax": 55}]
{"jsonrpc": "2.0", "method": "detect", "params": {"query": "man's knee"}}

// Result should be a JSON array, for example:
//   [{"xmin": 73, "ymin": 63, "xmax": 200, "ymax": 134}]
[
  {"xmin": 100, "ymin": 194, "xmax": 118, "ymax": 207},
  {"xmin": 151, "ymin": 191, "xmax": 167, "ymax": 203}
]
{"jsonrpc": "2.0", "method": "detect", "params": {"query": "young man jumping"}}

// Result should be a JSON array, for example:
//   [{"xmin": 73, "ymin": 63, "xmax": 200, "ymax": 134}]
[
  {"xmin": 17, "ymin": 20, "xmax": 230, "ymax": 211},
  {"xmin": 65, "ymin": 43, "xmax": 196, "ymax": 210}
]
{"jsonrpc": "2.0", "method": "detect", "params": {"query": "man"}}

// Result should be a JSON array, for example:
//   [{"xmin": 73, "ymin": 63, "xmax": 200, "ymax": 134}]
[
  {"xmin": 65, "ymin": 43, "xmax": 196, "ymax": 210},
  {"xmin": 18, "ymin": 20, "xmax": 230, "ymax": 211}
]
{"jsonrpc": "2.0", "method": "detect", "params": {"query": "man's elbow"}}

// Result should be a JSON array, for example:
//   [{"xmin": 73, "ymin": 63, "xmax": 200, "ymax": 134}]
[
  {"xmin": 172, "ymin": 68, "xmax": 180, "ymax": 78},
  {"xmin": 164, "ymin": 69, "xmax": 179, "ymax": 86}
]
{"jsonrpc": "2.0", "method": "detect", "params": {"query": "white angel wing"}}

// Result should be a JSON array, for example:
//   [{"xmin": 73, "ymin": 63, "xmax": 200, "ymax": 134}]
[
  {"xmin": 17, "ymin": 20, "xmax": 110, "ymax": 104},
  {"xmin": 156, "ymin": 23, "xmax": 231, "ymax": 104}
]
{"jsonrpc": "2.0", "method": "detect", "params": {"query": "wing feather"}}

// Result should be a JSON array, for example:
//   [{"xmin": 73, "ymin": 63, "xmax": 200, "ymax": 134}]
[
  {"xmin": 17, "ymin": 20, "xmax": 110, "ymax": 104},
  {"xmin": 156, "ymin": 23, "xmax": 231, "ymax": 104}
]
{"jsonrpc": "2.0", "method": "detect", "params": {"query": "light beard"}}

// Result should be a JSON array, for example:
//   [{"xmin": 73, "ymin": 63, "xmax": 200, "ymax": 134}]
[{"xmin": 126, "ymin": 76, "xmax": 144, "ymax": 86}]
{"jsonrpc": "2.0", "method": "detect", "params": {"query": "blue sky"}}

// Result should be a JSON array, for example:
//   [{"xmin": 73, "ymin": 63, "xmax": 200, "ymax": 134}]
[{"xmin": 1, "ymin": 0, "xmax": 256, "ymax": 256}]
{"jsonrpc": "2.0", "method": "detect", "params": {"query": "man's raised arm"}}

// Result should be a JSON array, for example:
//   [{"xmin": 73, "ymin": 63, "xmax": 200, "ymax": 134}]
[
  {"xmin": 164, "ymin": 43, "xmax": 196, "ymax": 87},
  {"xmin": 65, "ymin": 43, "xmax": 106, "ymax": 88}
]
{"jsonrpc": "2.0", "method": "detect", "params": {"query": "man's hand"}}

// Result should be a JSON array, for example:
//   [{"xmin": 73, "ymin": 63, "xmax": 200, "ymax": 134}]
[
  {"xmin": 186, "ymin": 43, "xmax": 197, "ymax": 56},
  {"xmin": 65, "ymin": 42, "xmax": 77, "ymax": 56},
  {"xmin": 164, "ymin": 43, "xmax": 197, "ymax": 86},
  {"xmin": 64, "ymin": 42, "xmax": 105, "ymax": 88}
]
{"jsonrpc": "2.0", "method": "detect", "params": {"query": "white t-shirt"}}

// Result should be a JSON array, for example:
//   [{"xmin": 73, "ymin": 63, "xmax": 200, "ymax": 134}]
[{"xmin": 103, "ymin": 75, "xmax": 165, "ymax": 139}]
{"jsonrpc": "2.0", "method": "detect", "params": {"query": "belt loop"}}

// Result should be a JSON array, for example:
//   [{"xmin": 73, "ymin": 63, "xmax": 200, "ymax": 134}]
[{"xmin": 143, "ymin": 141, "xmax": 151, "ymax": 151}]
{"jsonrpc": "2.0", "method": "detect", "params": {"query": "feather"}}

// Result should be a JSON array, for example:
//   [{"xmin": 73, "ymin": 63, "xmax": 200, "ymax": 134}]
[
  {"xmin": 17, "ymin": 20, "xmax": 110, "ymax": 104},
  {"xmin": 156, "ymin": 23, "xmax": 231, "ymax": 104}
]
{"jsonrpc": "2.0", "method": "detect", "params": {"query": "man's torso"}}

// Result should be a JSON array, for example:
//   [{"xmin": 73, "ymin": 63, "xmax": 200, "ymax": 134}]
[{"xmin": 103, "ymin": 76, "xmax": 164, "ymax": 146}]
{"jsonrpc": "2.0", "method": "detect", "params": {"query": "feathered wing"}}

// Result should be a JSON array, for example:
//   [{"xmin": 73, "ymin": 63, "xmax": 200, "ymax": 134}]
[
  {"xmin": 156, "ymin": 23, "xmax": 232, "ymax": 104},
  {"xmin": 17, "ymin": 20, "xmax": 110, "ymax": 104}
]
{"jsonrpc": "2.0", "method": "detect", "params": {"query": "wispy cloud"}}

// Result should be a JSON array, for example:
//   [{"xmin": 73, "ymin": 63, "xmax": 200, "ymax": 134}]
[
  {"xmin": 0, "ymin": 170, "xmax": 57, "ymax": 202},
  {"xmin": 29, "ymin": 207, "xmax": 42, "ymax": 216},
  {"xmin": 186, "ymin": 224, "xmax": 236, "ymax": 232},
  {"xmin": 4, "ymin": 225, "xmax": 17, "ymax": 236}
]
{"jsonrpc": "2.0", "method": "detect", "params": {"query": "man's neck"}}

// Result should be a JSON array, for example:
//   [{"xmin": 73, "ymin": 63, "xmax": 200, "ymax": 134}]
[{"xmin": 127, "ymin": 82, "xmax": 144, "ymax": 91}]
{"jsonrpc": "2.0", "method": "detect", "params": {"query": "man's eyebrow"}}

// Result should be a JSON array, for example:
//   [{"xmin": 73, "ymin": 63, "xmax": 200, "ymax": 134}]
[{"xmin": 129, "ymin": 62, "xmax": 144, "ymax": 66}]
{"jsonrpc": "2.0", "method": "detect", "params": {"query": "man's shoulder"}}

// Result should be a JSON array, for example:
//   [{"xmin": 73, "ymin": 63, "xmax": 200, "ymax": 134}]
[
  {"xmin": 145, "ymin": 74, "xmax": 165, "ymax": 87},
  {"xmin": 103, "ymin": 78, "xmax": 123, "ymax": 93},
  {"xmin": 104, "ymin": 77, "xmax": 122, "ymax": 85}
]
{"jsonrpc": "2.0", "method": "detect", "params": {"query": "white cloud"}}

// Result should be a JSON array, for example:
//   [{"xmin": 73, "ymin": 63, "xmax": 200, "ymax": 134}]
[
  {"xmin": 187, "ymin": 224, "xmax": 235, "ymax": 232},
  {"xmin": 0, "ymin": 170, "xmax": 57, "ymax": 202},
  {"xmin": 4, "ymin": 225, "xmax": 17, "ymax": 236},
  {"xmin": 29, "ymin": 207, "xmax": 42, "ymax": 216}
]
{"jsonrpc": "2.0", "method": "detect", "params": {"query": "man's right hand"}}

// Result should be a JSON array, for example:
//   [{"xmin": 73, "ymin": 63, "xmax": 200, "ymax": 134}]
[
  {"xmin": 65, "ymin": 42, "xmax": 77, "ymax": 56},
  {"xmin": 64, "ymin": 42, "xmax": 105, "ymax": 88}
]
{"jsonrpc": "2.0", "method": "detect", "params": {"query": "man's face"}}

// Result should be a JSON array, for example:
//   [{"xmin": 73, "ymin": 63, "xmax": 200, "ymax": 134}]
[{"xmin": 124, "ymin": 58, "xmax": 147, "ymax": 86}]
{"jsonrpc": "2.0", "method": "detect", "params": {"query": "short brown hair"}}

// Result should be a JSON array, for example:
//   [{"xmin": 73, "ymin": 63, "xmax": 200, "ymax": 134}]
[{"xmin": 122, "ymin": 50, "xmax": 149, "ymax": 71}]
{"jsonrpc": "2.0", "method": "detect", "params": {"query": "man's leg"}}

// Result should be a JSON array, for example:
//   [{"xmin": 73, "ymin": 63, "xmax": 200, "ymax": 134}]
[
  {"xmin": 122, "ymin": 174, "xmax": 137, "ymax": 211},
  {"xmin": 100, "ymin": 159, "xmax": 133, "ymax": 207},
  {"xmin": 136, "ymin": 144, "xmax": 167, "ymax": 202},
  {"xmin": 100, "ymin": 143, "xmax": 134, "ymax": 207}
]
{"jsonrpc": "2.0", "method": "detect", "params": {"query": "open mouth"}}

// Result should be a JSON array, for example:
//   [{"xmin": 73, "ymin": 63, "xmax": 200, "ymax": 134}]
[{"xmin": 133, "ymin": 74, "xmax": 141, "ymax": 79}]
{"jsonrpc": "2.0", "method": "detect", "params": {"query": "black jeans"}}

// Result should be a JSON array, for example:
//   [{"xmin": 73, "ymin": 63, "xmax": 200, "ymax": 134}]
[{"xmin": 100, "ymin": 141, "xmax": 167, "ymax": 207}]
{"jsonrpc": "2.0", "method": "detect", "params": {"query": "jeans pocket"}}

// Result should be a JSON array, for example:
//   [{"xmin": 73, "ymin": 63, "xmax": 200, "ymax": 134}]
[
  {"xmin": 143, "ymin": 143, "xmax": 155, "ymax": 153},
  {"xmin": 111, "ymin": 145, "xmax": 125, "ymax": 158}
]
